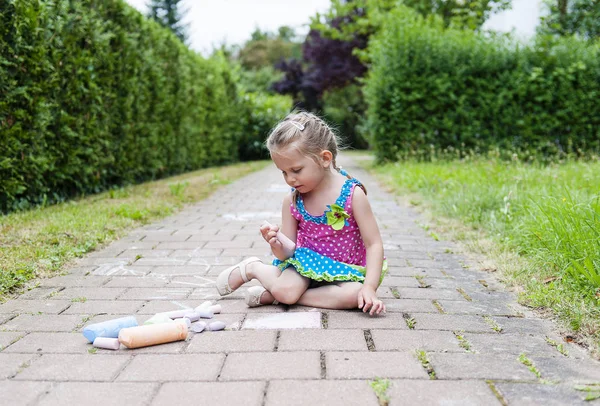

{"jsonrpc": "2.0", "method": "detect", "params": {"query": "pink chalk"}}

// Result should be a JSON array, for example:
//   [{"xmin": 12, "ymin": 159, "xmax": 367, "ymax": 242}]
[{"xmin": 93, "ymin": 337, "xmax": 120, "ymax": 350}]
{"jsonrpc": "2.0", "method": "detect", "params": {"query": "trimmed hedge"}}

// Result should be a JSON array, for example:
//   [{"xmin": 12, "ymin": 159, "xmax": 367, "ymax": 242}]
[
  {"xmin": 363, "ymin": 6, "xmax": 600, "ymax": 162},
  {"xmin": 0, "ymin": 0, "xmax": 242, "ymax": 213}
]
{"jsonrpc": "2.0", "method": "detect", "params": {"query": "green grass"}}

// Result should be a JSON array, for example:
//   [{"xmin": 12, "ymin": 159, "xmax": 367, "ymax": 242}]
[
  {"xmin": 363, "ymin": 155, "xmax": 600, "ymax": 355},
  {"xmin": 0, "ymin": 161, "xmax": 268, "ymax": 300}
]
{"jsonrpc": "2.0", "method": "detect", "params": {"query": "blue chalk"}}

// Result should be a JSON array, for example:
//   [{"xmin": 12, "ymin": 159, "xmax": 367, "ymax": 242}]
[{"xmin": 82, "ymin": 316, "xmax": 138, "ymax": 343}]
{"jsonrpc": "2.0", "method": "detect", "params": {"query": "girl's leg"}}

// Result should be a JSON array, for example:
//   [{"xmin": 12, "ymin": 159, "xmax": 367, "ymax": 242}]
[
  {"xmin": 226, "ymin": 260, "xmax": 310, "ymax": 305},
  {"xmin": 296, "ymin": 281, "xmax": 363, "ymax": 310}
]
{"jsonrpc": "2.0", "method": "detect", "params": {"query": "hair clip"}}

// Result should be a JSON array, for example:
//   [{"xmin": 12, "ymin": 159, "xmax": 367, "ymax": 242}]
[{"xmin": 290, "ymin": 121, "xmax": 305, "ymax": 131}]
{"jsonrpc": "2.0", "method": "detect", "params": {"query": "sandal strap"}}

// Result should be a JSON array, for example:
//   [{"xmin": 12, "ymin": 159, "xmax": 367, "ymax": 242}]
[{"xmin": 239, "ymin": 257, "xmax": 260, "ymax": 283}]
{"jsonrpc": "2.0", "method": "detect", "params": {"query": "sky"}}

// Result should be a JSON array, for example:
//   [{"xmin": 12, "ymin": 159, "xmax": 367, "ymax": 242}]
[{"xmin": 124, "ymin": 0, "xmax": 543, "ymax": 55}]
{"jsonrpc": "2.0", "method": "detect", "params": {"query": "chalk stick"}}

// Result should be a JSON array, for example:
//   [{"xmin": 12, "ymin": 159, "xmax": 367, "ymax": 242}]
[
  {"xmin": 118, "ymin": 323, "xmax": 188, "ymax": 349},
  {"xmin": 82, "ymin": 316, "xmax": 138, "ymax": 343},
  {"xmin": 208, "ymin": 304, "xmax": 222, "ymax": 314},
  {"xmin": 143, "ymin": 314, "xmax": 174, "ymax": 325},
  {"xmin": 207, "ymin": 321, "xmax": 226, "ymax": 331},
  {"xmin": 190, "ymin": 321, "xmax": 206, "ymax": 333},
  {"xmin": 175, "ymin": 318, "xmax": 191, "ymax": 328},
  {"xmin": 196, "ymin": 301, "xmax": 213, "ymax": 310},
  {"xmin": 93, "ymin": 337, "xmax": 120, "ymax": 350}
]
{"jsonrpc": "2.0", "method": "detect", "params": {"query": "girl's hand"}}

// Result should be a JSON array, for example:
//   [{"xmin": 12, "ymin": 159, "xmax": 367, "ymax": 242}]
[
  {"xmin": 357, "ymin": 285, "xmax": 386, "ymax": 316},
  {"xmin": 259, "ymin": 222, "xmax": 282, "ymax": 248}
]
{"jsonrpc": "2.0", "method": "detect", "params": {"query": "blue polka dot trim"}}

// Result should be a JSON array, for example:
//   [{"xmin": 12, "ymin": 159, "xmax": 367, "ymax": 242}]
[{"xmin": 295, "ymin": 178, "xmax": 362, "ymax": 224}]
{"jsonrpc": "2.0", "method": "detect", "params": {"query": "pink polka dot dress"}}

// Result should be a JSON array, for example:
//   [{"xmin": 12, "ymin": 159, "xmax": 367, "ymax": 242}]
[{"xmin": 273, "ymin": 178, "xmax": 387, "ymax": 283}]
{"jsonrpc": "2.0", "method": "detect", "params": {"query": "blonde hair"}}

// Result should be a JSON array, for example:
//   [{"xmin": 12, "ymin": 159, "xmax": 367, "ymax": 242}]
[
  {"xmin": 266, "ymin": 111, "xmax": 366, "ymax": 197},
  {"xmin": 266, "ymin": 111, "xmax": 345, "ymax": 171}
]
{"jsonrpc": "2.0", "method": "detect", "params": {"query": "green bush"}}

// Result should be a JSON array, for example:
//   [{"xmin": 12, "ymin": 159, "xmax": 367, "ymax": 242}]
[
  {"xmin": 0, "ymin": 0, "xmax": 243, "ymax": 213},
  {"xmin": 323, "ymin": 84, "xmax": 369, "ymax": 150},
  {"xmin": 363, "ymin": 6, "xmax": 600, "ymax": 162},
  {"xmin": 237, "ymin": 92, "xmax": 291, "ymax": 161}
]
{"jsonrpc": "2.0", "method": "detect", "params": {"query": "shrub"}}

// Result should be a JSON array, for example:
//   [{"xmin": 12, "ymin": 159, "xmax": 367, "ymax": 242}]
[
  {"xmin": 363, "ymin": 6, "xmax": 600, "ymax": 162},
  {"xmin": 0, "ymin": 0, "xmax": 243, "ymax": 213}
]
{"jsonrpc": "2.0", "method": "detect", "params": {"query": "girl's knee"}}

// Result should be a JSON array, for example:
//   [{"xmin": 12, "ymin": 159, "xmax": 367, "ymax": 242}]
[{"xmin": 271, "ymin": 283, "xmax": 304, "ymax": 305}]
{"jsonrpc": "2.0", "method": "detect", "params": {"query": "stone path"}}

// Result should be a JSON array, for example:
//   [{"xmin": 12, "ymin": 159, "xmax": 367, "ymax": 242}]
[{"xmin": 1, "ymin": 155, "xmax": 599, "ymax": 405}]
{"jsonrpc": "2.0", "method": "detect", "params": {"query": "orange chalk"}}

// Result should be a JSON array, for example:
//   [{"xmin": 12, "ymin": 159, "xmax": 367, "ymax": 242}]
[{"xmin": 118, "ymin": 322, "xmax": 188, "ymax": 349}]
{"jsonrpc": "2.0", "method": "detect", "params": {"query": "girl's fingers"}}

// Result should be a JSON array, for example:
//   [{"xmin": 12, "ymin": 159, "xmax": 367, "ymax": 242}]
[{"xmin": 357, "ymin": 294, "xmax": 364, "ymax": 309}]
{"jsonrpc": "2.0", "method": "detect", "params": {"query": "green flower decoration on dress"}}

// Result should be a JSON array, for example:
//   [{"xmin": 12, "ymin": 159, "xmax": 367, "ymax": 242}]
[{"xmin": 325, "ymin": 204, "xmax": 350, "ymax": 230}]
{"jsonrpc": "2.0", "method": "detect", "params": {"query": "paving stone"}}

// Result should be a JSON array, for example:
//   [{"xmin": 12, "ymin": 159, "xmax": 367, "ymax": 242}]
[
  {"xmin": 0, "ymin": 380, "xmax": 51, "ymax": 405},
  {"xmin": 531, "ymin": 356, "xmax": 600, "ymax": 384},
  {"xmin": 63, "ymin": 300, "xmax": 145, "ymax": 315},
  {"xmin": 103, "ymin": 277, "xmax": 169, "ymax": 288},
  {"xmin": 3, "ymin": 332, "xmax": 90, "ymax": 354},
  {"xmin": 36, "ymin": 274, "xmax": 109, "ymax": 287},
  {"xmin": 429, "ymin": 353, "xmax": 535, "ymax": 380},
  {"xmin": 220, "ymin": 352, "xmax": 321, "ymax": 380},
  {"xmin": 327, "ymin": 351, "xmax": 428, "ymax": 379},
  {"xmin": 14, "ymin": 353, "xmax": 129, "ymax": 381},
  {"xmin": 38, "ymin": 382, "xmax": 158, "ymax": 406},
  {"xmin": 396, "ymin": 287, "xmax": 464, "ymax": 301},
  {"xmin": 383, "ymin": 299, "xmax": 438, "ymax": 313},
  {"xmin": 117, "ymin": 249, "xmax": 174, "ymax": 259},
  {"xmin": 0, "ymin": 299, "xmax": 71, "ymax": 315},
  {"xmin": 371, "ymin": 329, "xmax": 461, "ymax": 352},
  {"xmin": 243, "ymin": 312, "xmax": 321, "ymax": 330},
  {"xmin": 386, "ymin": 267, "xmax": 446, "ymax": 278},
  {"xmin": 492, "ymin": 317, "xmax": 554, "ymax": 335},
  {"xmin": 153, "ymin": 382, "xmax": 265, "ymax": 406},
  {"xmin": 437, "ymin": 299, "xmax": 518, "ymax": 316},
  {"xmin": 218, "ymin": 299, "xmax": 285, "ymax": 314},
  {"xmin": 154, "ymin": 241, "xmax": 207, "ymax": 250},
  {"xmin": 204, "ymin": 240, "xmax": 253, "ymax": 249},
  {"xmin": 134, "ymin": 257, "xmax": 191, "ymax": 266},
  {"xmin": 149, "ymin": 265, "xmax": 210, "ymax": 276},
  {"xmin": 141, "ymin": 232, "xmax": 190, "ymax": 242},
  {"xmin": 380, "ymin": 276, "xmax": 421, "ymax": 288},
  {"xmin": 0, "ymin": 353, "xmax": 39, "ymax": 378},
  {"xmin": 187, "ymin": 330, "xmax": 277, "ymax": 353},
  {"xmin": 412, "ymin": 314, "xmax": 492, "ymax": 332},
  {"xmin": 386, "ymin": 380, "xmax": 499, "ymax": 405},
  {"xmin": 2, "ymin": 314, "xmax": 82, "ymax": 332},
  {"xmin": 118, "ymin": 287, "xmax": 192, "ymax": 300},
  {"xmin": 464, "ymin": 333, "xmax": 558, "ymax": 357},
  {"xmin": 134, "ymin": 300, "xmax": 196, "ymax": 315},
  {"xmin": 0, "ymin": 331, "xmax": 24, "ymax": 351},
  {"xmin": 327, "ymin": 312, "xmax": 407, "ymax": 329},
  {"xmin": 116, "ymin": 354, "xmax": 223, "ymax": 381},
  {"xmin": 51, "ymin": 287, "xmax": 127, "ymax": 301},
  {"xmin": 266, "ymin": 380, "xmax": 378, "ymax": 406},
  {"xmin": 494, "ymin": 382, "xmax": 588, "ymax": 405},
  {"xmin": 170, "ymin": 249, "xmax": 224, "ymax": 257},
  {"xmin": 278, "ymin": 329, "xmax": 368, "ymax": 351},
  {"xmin": 18, "ymin": 287, "xmax": 61, "ymax": 300}
]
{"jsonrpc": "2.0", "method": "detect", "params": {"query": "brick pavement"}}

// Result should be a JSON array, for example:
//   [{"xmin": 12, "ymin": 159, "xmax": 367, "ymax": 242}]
[{"xmin": 1, "ymin": 155, "xmax": 599, "ymax": 405}]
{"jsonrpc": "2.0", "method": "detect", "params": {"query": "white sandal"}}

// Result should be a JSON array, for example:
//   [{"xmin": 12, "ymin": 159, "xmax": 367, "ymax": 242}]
[
  {"xmin": 245, "ymin": 286, "xmax": 279, "ymax": 308},
  {"xmin": 216, "ymin": 257, "xmax": 261, "ymax": 296}
]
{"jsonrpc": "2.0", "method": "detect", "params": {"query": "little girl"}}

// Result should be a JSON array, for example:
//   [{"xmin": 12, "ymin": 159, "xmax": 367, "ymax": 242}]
[{"xmin": 216, "ymin": 111, "xmax": 387, "ymax": 315}]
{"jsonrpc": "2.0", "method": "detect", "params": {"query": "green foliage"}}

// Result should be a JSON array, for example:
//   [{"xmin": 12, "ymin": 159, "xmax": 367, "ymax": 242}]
[
  {"xmin": 147, "ymin": 0, "xmax": 189, "ymax": 43},
  {"xmin": 0, "ymin": 0, "xmax": 243, "ymax": 213},
  {"xmin": 238, "ymin": 27, "xmax": 302, "ymax": 70},
  {"xmin": 539, "ymin": 0, "xmax": 600, "ymax": 40},
  {"xmin": 323, "ymin": 85, "xmax": 369, "ymax": 149},
  {"xmin": 237, "ymin": 92, "xmax": 291, "ymax": 160},
  {"xmin": 372, "ymin": 157, "xmax": 600, "ymax": 346},
  {"xmin": 363, "ymin": 6, "xmax": 600, "ymax": 162}
]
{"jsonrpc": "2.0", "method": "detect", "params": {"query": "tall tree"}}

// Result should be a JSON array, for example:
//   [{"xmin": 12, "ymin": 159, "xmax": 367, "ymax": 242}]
[
  {"xmin": 539, "ymin": 0, "xmax": 600, "ymax": 40},
  {"xmin": 147, "ymin": 0, "xmax": 189, "ymax": 43}
]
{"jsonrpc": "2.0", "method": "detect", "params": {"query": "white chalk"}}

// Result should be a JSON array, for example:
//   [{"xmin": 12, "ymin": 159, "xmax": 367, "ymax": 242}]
[
  {"xmin": 143, "ymin": 314, "xmax": 174, "ymax": 325},
  {"xmin": 262, "ymin": 220, "xmax": 296, "ymax": 251},
  {"xmin": 93, "ymin": 337, "xmax": 120, "ymax": 350},
  {"xmin": 207, "ymin": 321, "xmax": 226, "ymax": 331},
  {"xmin": 196, "ymin": 301, "xmax": 213, "ymax": 310},
  {"xmin": 208, "ymin": 304, "xmax": 222, "ymax": 314},
  {"xmin": 196, "ymin": 309, "xmax": 213, "ymax": 319},
  {"xmin": 190, "ymin": 321, "xmax": 207, "ymax": 333},
  {"xmin": 183, "ymin": 312, "xmax": 201, "ymax": 322}
]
